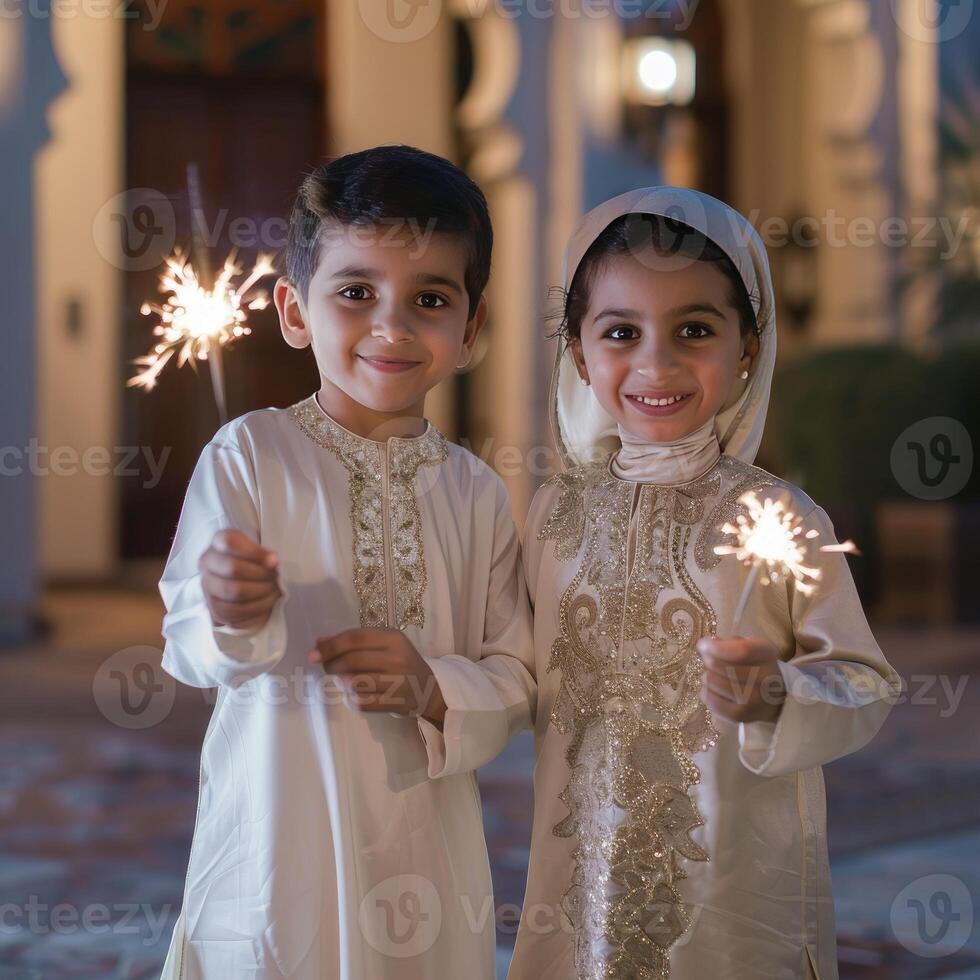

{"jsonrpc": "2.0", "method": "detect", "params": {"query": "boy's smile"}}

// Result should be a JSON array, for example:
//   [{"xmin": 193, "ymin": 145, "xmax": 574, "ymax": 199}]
[
  {"xmin": 357, "ymin": 353, "xmax": 424, "ymax": 373},
  {"xmin": 275, "ymin": 221, "xmax": 487, "ymax": 440}
]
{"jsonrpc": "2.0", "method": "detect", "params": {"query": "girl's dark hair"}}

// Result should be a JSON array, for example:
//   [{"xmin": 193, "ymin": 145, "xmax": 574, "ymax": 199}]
[
  {"xmin": 285, "ymin": 145, "xmax": 492, "ymax": 319},
  {"xmin": 551, "ymin": 213, "xmax": 766, "ymax": 342}
]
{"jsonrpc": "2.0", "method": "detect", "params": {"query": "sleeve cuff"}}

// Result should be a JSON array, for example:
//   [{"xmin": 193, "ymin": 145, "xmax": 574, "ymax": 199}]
[
  {"xmin": 736, "ymin": 658, "xmax": 798, "ymax": 776},
  {"xmin": 735, "ymin": 657, "xmax": 898, "ymax": 777},
  {"xmin": 737, "ymin": 717, "xmax": 780, "ymax": 773},
  {"xmin": 416, "ymin": 656, "xmax": 469, "ymax": 779},
  {"xmin": 161, "ymin": 575, "xmax": 289, "ymax": 688}
]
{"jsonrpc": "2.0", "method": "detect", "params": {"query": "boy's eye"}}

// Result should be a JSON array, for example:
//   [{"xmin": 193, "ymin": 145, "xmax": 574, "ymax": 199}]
[
  {"xmin": 338, "ymin": 284, "xmax": 373, "ymax": 301},
  {"xmin": 416, "ymin": 292, "xmax": 447, "ymax": 309},
  {"xmin": 680, "ymin": 322, "xmax": 713, "ymax": 339},
  {"xmin": 604, "ymin": 325, "xmax": 637, "ymax": 341}
]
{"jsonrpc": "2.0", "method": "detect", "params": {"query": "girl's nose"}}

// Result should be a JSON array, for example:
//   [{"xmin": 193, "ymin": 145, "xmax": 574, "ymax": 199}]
[{"xmin": 636, "ymin": 336, "xmax": 680, "ymax": 375}]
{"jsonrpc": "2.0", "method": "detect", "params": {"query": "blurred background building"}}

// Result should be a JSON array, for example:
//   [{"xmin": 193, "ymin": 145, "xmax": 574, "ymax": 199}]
[{"xmin": 1, "ymin": 1, "xmax": 978, "ymax": 977}]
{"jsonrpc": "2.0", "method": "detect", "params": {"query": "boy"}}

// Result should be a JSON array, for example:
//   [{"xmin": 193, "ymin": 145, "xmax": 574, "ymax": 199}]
[{"xmin": 157, "ymin": 145, "xmax": 536, "ymax": 979}]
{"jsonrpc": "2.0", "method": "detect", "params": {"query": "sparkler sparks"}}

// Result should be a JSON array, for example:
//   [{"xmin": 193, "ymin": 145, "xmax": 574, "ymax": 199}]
[
  {"xmin": 128, "ymin": 250, "xmax": 275, "ymax": 393},
  {"xmin": 714, "ymin": 490, "xmax": 861, "ymax": 632}
]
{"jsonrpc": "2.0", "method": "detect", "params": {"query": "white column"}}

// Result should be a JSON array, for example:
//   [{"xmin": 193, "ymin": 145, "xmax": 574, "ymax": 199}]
[
  {"xmin": 36, "ymin": 11, "xmax": 124, "ymax": 580},
  {"xmin": 324, "ymin": 2, "xmax": 457, "ymax": 435},
  {"xmin": 0, "ymin": 10, "xmax": 67, "ymax": 642}
]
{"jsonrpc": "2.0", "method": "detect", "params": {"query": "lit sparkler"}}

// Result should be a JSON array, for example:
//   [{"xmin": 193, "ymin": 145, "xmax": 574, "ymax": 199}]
[
  {"xmin": 714, "ymin": 490, "xmax": 860, "ymax": 633},
  {"xmin": 128, "ymin": 249, "xmax": 275, "ymax": 422}
]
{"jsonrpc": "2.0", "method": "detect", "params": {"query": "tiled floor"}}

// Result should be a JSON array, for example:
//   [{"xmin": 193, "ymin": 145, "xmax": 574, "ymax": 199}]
[{"xmin": 0, "ymin": 587, "xmax": 978, "ymax": 979}]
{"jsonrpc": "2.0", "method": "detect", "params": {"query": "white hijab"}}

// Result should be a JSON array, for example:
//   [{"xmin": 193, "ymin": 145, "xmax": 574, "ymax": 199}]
[{"xmin": 549, "ymin": 187, "xmax": 777, "ymax": 478}]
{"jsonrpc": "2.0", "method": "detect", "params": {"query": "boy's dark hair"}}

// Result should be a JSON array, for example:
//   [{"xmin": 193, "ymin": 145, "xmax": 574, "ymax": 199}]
[
  {"xmin": 285, "ymin": 145, "xmax": 492, "ymax": 319},
  {"xmin": 552, "ymin": 213, "xmax": 766, "ymax": 342}
]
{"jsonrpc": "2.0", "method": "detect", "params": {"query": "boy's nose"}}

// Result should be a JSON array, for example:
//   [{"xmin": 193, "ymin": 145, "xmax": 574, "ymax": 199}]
[{"xmin": 370, "ymin": 316, "xmax": 415, "ymax": 343}]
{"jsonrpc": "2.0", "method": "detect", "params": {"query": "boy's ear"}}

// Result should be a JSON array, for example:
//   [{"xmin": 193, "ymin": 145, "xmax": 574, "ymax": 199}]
[
  {"xmin": 275, "ymin": 276, "xmax": 311, "ymax": 350},
  {"xmin": 568, "ymin": 338, "xmax": 589, "ymax": 385},
  {"xmin": 458, "ymin": 294, "xmax": 489, "ymax": 368}
]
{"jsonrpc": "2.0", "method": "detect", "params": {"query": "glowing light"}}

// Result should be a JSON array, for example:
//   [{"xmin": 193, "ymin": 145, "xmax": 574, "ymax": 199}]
[
  {"xmin": 622, "ymin": 38, "xmax": 696, "ymax": 107},
  {"xmin": 714, "ymin": 491, "xmax": 861, "ymax": 631},
  {"xmin": 128, "ymin": 250, "xmax": 273, "ymax": 392},
  {"xmin": 638, "ymin": 49, "xmax": 678, "ymax": 96}
]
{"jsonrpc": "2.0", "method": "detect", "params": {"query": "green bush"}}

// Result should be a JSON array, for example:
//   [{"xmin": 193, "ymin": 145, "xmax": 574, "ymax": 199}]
[
  {"xmin": 761, "ymin": 344, "xmax": 931, "ymax": 508},
  {"xmin": 921, "ymin": 341, "xmax": 980, "ymax": 501},
  {"xmin": 758, "ymin": 343, "xmax": 980, "ymax": 605}
]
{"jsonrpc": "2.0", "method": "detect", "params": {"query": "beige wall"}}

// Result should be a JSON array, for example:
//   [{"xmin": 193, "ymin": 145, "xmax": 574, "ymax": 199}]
[
  {"xmin": 723, "ymin": 0, "xmax": 902, "ymax": 353},
  {"xmin": 325, "ymin": 2, "xmax": 458, "ymax": 436},
  {"xmin": 326, "ymin": 3, "xmax": 453, "ymax": 157},
  {"xmin": 36, "ymin": 13, "xmax": 123, "ymax": 579}
]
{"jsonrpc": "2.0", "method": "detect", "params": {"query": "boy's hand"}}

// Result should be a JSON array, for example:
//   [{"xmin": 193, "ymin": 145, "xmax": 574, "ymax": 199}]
[
  {"xmin": 696, "ymin": 636, "xmax": 786, "ymax": 724},
  {"xmin": 199, "ymin": 529, "xmax": 281, "ymax": 630},
  {"xmin": 309, "ymin": 629, "xmax": 447, "ymax": 726}
]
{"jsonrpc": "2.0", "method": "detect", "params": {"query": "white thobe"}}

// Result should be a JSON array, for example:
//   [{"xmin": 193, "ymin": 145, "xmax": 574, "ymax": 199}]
[
  {"xmin": 507, "ymin": 453, "xmax": 902, "ymax": 980},
  {"xmin": 157, "ymin": 394, "xmax": 535, "ymax": 980}
]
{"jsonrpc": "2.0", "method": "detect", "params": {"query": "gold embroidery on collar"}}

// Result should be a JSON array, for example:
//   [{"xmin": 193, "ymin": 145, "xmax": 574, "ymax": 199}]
[
  {"xmin": 287, "ymin": 397, "xmax": 448, "ymax": 629},
  {"xmin": 540, "ymin": 456, "xmax": 748, "ymax": 980}
]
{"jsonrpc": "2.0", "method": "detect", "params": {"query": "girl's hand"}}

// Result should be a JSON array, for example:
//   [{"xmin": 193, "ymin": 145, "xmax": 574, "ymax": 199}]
[
  {"xmin": 696, "ymin": 636, "xmax": 786, "ymax": 724},
  {"xmin": 309, "ymin": 629, "xmax": 448, "ymax": 726}
]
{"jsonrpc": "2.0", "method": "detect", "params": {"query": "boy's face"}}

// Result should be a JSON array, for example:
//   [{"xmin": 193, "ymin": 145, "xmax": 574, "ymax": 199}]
[{"xmin": 276, "ymin": 222, "xmax": 486, "ymax": 433}]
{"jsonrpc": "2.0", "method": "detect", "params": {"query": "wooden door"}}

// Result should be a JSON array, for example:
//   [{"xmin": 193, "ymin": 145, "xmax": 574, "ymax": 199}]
[{"xmin": 121, "ymin": 0, "xmax": 324, "ymax": 559}]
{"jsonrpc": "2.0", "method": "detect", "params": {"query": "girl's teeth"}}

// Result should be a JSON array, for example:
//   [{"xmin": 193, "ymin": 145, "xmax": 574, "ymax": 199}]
[{"xmin": 635, "ymin": 394, "xmax": 687, "ymax": 407}]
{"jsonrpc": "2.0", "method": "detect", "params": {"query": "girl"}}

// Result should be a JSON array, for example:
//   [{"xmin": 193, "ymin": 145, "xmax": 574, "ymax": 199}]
[{"xmin": 507, "ymin": 188, "xmax": 902, "ymax": 980}]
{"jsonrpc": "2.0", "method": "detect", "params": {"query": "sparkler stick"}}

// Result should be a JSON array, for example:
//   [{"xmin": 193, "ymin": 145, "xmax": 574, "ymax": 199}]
[
  {"xmin": 714, "ymin": 491, "xmax": 860, "ymax": 635},
  {"xmin": 186, "ymin": 162, "xmax": 225, "ymax": 424}
]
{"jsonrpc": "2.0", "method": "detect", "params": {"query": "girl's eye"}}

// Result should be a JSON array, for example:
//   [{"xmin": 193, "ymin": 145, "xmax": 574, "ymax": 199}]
[
  {"xmin": 604, "ymin": 325, "xmax": 637, "ymax": 341},
  {"xmin": 416, "ymin": 292, "xmax": 447, "ymax": 309},
  {"xmin": 338, "ymin": 285, "xmax": 372, "ymax": 301},
  {"xmin": 680, "ymin": 322, "xmax": 713, "ymax": 339}
]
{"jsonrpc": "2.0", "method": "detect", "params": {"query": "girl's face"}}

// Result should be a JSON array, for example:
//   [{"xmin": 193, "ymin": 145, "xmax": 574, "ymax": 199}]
[{"xmin": 570, "ymin": 249, "xmax": 760, "ymax": 444}]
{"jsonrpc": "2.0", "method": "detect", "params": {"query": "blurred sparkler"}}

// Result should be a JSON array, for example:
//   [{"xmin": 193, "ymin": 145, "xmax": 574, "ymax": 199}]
[
  {"xmin": 127, "ymin": 162, "xmax": 274, "ymax": 424},
  {"xmin": 714, "ymin": 490, "xmax": 860, "ymax": 634}
]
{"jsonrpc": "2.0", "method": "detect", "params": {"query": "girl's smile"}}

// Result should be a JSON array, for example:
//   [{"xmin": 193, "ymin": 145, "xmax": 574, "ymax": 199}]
[{"xmin": 624, "ymin": 389, "xmax": 696, "ymax": 416}]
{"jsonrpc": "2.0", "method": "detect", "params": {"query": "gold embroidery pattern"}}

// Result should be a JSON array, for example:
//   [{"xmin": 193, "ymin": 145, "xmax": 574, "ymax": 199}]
[
  {"xmin": 540, "ymin": 456, "xmax": 753, "ymax": 980},
  {"xmin": 537, "ymin": 464, "xmax": 604, "ymax": 563},
  {"xmin": 287, "ymin": 397, "xmax": 448, "ymax": 629}
]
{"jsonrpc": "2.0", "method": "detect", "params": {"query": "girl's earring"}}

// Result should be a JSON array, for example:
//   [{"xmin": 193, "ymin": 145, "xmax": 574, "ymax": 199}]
[{"xmin": 739, "ymin": 369, "xmax": 749, "ymax": 380}]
